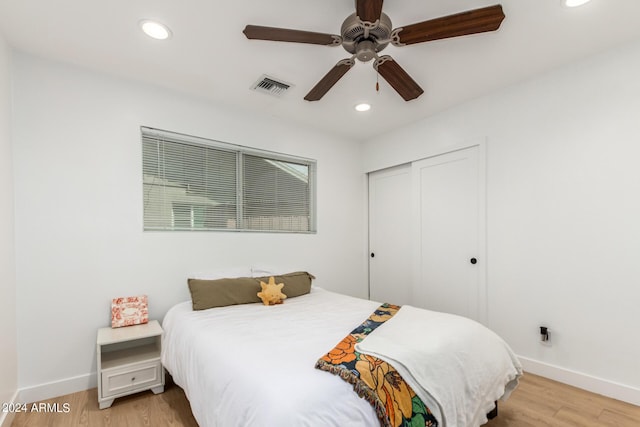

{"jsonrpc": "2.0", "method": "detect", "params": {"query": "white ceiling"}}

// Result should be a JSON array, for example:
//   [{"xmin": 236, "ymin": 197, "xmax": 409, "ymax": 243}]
[{"xmin": 1, "ymin": 0, "xmax": 640, "ymax": 141}]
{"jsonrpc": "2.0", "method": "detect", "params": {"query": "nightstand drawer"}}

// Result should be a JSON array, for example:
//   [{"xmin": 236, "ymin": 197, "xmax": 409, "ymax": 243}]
[{"xmin": 101, "ymin": 360, "xmax": 162, "ymax": 398}]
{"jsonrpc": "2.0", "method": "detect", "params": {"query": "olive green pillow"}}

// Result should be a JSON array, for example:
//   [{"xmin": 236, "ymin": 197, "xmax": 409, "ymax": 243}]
[
  {"xmin": 188, "ymin": 271, "xmax": 315, "ymax": 311},
  {"xmin": 188, "ymin": 277, "xmax": 261, "ymax": 310}
]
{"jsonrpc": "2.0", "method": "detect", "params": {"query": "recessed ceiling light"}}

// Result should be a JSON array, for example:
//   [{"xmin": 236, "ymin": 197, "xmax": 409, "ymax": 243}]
[
  {"xmin": 355, "ymin": 103, "xmax": 371, "ymax": 112},
  {"xmin": 564, "ymin": 0, "xmax": 592, "ymax": 7},
  {"xmin": 139, "ymin": 20, "xmax": 172, "ymax": 40}
]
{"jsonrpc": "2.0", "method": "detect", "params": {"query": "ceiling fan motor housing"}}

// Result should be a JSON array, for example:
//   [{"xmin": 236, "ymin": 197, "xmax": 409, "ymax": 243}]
[{"xmin": 341, "ymin": 12, "xmax": 393, "ymax": 62}]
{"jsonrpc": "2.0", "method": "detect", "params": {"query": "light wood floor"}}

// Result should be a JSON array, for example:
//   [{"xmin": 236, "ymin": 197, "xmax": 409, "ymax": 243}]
[
  {"xmin": 11, "ymin": 373, "xmax": 640, "ymax": 426},
  {"xmin": 11, "ymin": 376, "xmax": 198, "ymax": 427},
  {"xmin": 485, "ymin": 373, "xmax": 640, "ymax": 427}
]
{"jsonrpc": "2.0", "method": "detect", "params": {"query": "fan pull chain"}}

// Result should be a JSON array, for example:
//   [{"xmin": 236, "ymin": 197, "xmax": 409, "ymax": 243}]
[{"xmin": 376, "ymin": 71, "xmax": 380, "ymax": 93}]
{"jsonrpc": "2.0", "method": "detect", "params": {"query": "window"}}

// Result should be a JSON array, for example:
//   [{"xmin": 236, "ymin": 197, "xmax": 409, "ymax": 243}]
[{"xmin": 142, "ymin": 127, "xmax": 316, "ymax": 232}]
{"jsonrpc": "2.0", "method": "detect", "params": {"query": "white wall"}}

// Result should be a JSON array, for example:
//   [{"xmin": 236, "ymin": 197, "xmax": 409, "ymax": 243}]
[
  {"xmin": 363, "ymin": 39, "xmax": 640, "ymax": 402},
  {"xmin": 0, "ymin": 31, "xmax": 18, "ymax": 427},
  {"xmin": 11, "ymin": 53, "xmax": 367, "ymax": 400},
  {"xmin": 10, "ymin": 32, "xmax": 640, "ymax": 407}
]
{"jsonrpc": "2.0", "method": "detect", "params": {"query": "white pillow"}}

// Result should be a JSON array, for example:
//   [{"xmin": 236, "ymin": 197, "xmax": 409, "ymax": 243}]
[
  {"xmin": 250, "ymin": 265, "xmax": 298, "ymax": 277},
  {"xmin": 250, "ymin": 265, "xmax": 276, "ymax": 277},
  {"xmin": 189, "ymin": 267, "xmax": 252, "ymax": 280}
]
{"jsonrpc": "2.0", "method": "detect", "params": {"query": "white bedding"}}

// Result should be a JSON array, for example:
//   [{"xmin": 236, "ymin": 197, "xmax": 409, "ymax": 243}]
[
  {"xmin": 162, "ymin": 287, "xmax": 381, "ymax": 427},
  {"xmin": 162, "ymin": 287, "xmax": 521, "ymax": 427},
  {"xmin": 355, "ymin": 305, "xmax": 522, "ymax": 427}
]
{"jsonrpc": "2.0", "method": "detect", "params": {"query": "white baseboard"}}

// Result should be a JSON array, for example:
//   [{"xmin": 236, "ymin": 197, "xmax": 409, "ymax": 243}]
[
  {"xmin": 10, "ymin": 360, "xmax": 640, "ymax": 412},
  {"xmin": 519, "ymin": 356, "xmax": 640, "ymax": 406},
  {"xmin": 0, "ymin": 390, "xmax": 18, "ymax": 427},
  {"xmin": 17, "ymin": 372, "xmax": 96, "ymax": 405}
]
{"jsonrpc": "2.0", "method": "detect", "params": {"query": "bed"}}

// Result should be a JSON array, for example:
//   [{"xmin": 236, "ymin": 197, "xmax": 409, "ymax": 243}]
[{"xmin": 162, "ymin": 278, "xmax": 522, "ymax": 427}]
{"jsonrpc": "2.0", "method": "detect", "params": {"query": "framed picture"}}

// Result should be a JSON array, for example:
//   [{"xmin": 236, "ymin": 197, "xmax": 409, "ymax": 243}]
[{"xmin": 111, "ymin": 295, "xmax": 149, "ymax": 328}]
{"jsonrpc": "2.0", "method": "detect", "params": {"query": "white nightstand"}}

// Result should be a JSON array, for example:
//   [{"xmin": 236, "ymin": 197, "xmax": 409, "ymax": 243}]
[{"xmin": 96, "ymin": 320, "xmax": 165, "ymax": 409}]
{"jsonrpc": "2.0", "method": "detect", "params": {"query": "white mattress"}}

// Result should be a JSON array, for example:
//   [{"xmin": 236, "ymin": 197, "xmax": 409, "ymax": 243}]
[{"xmin": 161, "ymin": 287, "xmax": 382, "ymax": 427}]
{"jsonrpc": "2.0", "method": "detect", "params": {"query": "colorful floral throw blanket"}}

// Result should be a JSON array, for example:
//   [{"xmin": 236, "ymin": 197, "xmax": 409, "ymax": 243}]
[{"xmin": 315, "ymin": 304, "xmax": 438, "ymax": 427}]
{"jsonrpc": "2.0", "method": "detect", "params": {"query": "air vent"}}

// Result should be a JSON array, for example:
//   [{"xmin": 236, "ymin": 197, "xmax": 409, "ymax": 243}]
[{"xmin": 251, "ymin": 75, "xmax": 293, "ymax": 97}]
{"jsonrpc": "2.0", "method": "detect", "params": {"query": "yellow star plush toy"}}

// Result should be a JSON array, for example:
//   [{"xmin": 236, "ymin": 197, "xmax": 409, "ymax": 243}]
[{"xmin": 257, "ymin": 276, "xmax": 287, "ymax": 306}]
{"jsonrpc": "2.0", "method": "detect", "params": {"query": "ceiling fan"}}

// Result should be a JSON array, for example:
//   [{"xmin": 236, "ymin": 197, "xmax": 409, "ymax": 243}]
[{"xmin": 243, "ymin": 1, "xmax": 505, "ymax": 102}]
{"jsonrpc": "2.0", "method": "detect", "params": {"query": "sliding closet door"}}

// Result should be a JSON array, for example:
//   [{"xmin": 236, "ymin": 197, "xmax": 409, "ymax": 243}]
[
  {"xmin": 368, "ymin": 164, "xmax": 412, "ymax": 305},
  {"xmin": 412, "ymin": 146, "xmax": 485, "ymax": 322}
]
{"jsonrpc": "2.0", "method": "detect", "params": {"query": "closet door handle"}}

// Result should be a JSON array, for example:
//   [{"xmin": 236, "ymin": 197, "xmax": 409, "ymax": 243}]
[
  {"xmin": 470, "ymin": 258, "xmax": 477, "ymax": 265},
  {"xmin": 370, "ymin": 253, "xmax": 375, "ymax": 258}
]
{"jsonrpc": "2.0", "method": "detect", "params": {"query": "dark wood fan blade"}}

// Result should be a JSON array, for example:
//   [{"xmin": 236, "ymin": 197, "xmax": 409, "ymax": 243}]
[
  {"xmin": 243, "ymin": 25, "xmax": 340, "ymax": 46},
  {"xmin": 304, "ymin": 59, "xmax": 355, "ymax": 101},
  {"xmin": 356, "ymin": 0, "xmax": 384, "ymax": 24},
  {"xmin": 392, "ymin": 4, "xmax": 505, "ymax": 46},
  {"xmin": 374, "ymin": 56, "xmax": 424, "ymax": 101}
]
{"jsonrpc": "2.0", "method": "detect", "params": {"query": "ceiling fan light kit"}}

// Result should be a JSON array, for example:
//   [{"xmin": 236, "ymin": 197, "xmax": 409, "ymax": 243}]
[{"xmin": 243, "ymin": 1, "xmax": 505, "ymax": 102}]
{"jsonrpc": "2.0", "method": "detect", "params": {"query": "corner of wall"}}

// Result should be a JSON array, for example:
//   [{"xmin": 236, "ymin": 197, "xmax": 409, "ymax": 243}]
[
  {"xmin": 0, "ymin": 27, "xmax": 19, "ymax": 424},
  {"xmin": 0, "ymin": 390, "xmax": 18, "ymax": 427}
]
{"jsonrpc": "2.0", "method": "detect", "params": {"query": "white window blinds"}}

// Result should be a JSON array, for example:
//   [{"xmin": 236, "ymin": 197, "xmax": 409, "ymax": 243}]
[{"xmin": 142, "ymin": 127, "xmax": 316, "ymax": 232}]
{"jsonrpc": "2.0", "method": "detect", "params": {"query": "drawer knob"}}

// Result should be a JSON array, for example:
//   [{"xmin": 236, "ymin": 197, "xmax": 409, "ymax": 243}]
[{"xmin": 131, "ymin": 377, "xmax": 136, "ymax": 381}]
